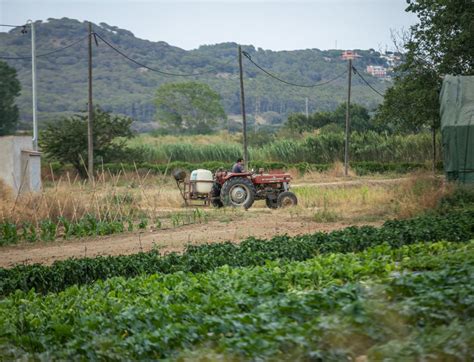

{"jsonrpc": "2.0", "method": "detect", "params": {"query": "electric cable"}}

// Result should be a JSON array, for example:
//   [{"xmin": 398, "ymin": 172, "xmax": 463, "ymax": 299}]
[
  {"xmin": 94, "ymin": 32, "xmax": 234, "ymax": 77},
  {"xmin": 242, "ymin": 51, "xmax": 347, "ymax": 88},
  {"xmin": 0, "ymin": 34, "xmax": 89, "ymax": 60},
  {"xmin": 0, "ymin": 24, "xmax": 25, "ymax": 27},
  {"xmin": 352, "ymin": 66, "xmax": 385, "ymax": 97}
]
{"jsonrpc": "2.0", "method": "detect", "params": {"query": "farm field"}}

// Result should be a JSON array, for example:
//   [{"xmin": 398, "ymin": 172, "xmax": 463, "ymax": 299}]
[
  {"xmin": 1, "ymin": 168, "xmax": 473, "ymax": 360},
  {"xmin": 0, "ymin": 172, "xmax": 442, "ymax": 267}
]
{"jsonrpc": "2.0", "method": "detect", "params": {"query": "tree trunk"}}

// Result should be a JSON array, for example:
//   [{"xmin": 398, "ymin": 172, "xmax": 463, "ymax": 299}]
[{"xmin": 432, "ymin": 125, "xmax": 436, "ymax": 173}]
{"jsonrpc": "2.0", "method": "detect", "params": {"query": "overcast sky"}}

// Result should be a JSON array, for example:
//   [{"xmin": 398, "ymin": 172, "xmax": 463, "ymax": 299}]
[{"xmin": 0, "ymin": 0, "xmax": 417, "ymax": 51}]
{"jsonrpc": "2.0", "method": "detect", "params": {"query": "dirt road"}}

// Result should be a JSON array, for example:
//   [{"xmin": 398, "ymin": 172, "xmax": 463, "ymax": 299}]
[
  {"xmin": 0, "ymin": 212, "xmax": 381, "ymax": 268},
  {"xmin": 0, "ymin": 177, "xmax": 408, "ymax": 268}
]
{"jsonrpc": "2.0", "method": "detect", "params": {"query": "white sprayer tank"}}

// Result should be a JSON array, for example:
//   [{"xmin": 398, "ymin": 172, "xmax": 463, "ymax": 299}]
[{"xmin": 190, "ymin": 169, "xmax": 213, "ymax": 193}]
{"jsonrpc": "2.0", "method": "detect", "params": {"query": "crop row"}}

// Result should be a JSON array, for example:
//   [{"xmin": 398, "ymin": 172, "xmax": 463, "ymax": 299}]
[
  {"xmin": 1, "ymin": 209, "xmax": 472, "ymax": 297},
  {"xmin": 0, "ymin": 241, "xmax": 472, "ymax": 360},
  {"xmin": 0, "ymin": 214, "xmax": 148, "ymax": 246}
]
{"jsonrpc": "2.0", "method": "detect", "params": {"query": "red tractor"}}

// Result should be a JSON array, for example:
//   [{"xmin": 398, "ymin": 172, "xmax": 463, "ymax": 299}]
[{"xmin": 173, "ymin": 168, "xmax": 298, "ymax": 209}]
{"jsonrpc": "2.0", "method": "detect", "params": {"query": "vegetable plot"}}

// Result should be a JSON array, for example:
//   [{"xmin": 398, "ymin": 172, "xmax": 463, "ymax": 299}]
[
  {"xmin": 0, "ymin": 241, "xmax": 473, "ymax": 360},
  {"xmin": 1, "ymin": 209, "xmax": 473, "ymax": 296}
]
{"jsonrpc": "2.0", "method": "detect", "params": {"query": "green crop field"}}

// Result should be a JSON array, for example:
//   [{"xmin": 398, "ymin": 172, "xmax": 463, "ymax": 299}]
[{"xmin": 0, "ymin": 187, "xmax": 473, "ymax": 360}]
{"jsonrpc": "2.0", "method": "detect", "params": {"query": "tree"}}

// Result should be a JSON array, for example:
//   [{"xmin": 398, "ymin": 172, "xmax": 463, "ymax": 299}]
[
  {"xmin": 405, "ymin": 0, "xmax": 474, "ymax": 76},
  {"xmin": 374, "ymin": 66, "xmax": 440, "ymax": 133},
  {"xmin": 331, "ymin": 103, "xmax": 373, "ymax": 132},
  {"xmin": 0, "ymin": 61, "xmax": 21, "ymax": 136},
  {"xmin": 375, "ymin": 0, "xmax": 473, "ymax": 168},
  {"xmin": 284, "ymin": 103, "xmax": 378, "ymax": 134},
  {"xmin": 284, "ymin": 112, "xmax": 332, "ymax": 134},
  {"xmin": 40, "ymin": 108, "xmax": 134, "ymax": 177},
  {"xmin": 376, "ymin": 0, "xmax": 474, "ymax": 129},
  {"xmin": 155, "ymin": 82, "xmax": 226, "ymax": 134}
]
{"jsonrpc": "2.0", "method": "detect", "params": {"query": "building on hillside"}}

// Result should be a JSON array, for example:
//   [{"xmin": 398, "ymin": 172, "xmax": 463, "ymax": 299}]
[
  {"xmin": 366, "ymin": 65, "xmax": 387, "ymax": 78},
  {"xmin": 380, "ymin": 52, "xmax": 402, "ymax": 67}
]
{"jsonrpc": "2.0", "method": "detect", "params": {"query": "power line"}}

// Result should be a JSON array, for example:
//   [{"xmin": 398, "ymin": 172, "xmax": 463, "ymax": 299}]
[
  {"xmin": 0, "ymin": 24, "xmax": 25, "ymax": 28},
  {"xmin": 94, "ymin": 32, "xmax": 233, "ymax": 77},
  {"xmin": 352, "ymin": 66, "xmax": 385, "ymax": 97},
  {"xmin": 0, "ymin": 35, "xmax": 89, "ymax": 60},
  {"xmin": 242, "ymin": 51, "xmax": 347, "ymax": 88}
]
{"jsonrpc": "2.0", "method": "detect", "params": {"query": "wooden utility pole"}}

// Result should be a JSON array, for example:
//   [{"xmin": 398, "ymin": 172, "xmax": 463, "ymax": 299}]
[
  {"xmin": 238, "ymin": 46, "xmax": 248, "ymax": 169},
  {"xmin": 341, "ymin": 50, "xmax": 357, "ymax": 177},
  {"xmin": 305, "ymin": 97, "xmax": 309, "ymax": 119},
  {"xmin": 28, "ymin": 20, "xmax": 38, "ymax": 151},
  {"xmin": 87, "ymin": 22, "xmax": 94, "ymax": 181},
  {"xmin": 344, "ymin": 58, "xmax": 352, "ymax": 177}
]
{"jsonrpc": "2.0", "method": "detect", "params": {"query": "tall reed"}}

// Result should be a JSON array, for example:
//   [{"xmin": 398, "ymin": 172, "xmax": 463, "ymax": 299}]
[{"xmin": 126, "ymin": 131, "xmax": 440, "ymax": 165}]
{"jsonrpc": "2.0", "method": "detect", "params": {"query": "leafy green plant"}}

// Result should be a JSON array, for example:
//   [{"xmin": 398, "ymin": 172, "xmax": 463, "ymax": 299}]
[
  {"xmin": 127, "ymin": 218, "xmax": 134, "ymax": 232},
  {"xmin": 138, "ymin": 218, "xmax": 148, "ymax": 230},
  {"xmin": 171, "ymin": 212, "xmax": 183, "ymax": 228},
  {"xmin": 0, "ymin": 222, "xmax": 18, "ymax": 245},
  {"xmin": 0, "ymin": 241, "xmax": 472, "ymax": 360},
  {"xmin": 0, "ymin": 209, "xmax": 472, "ymax": 297},
  {"xmin": 39, "ymin": 219, "xmax": 57, "ymax": 242},
  {"xmin": 21, "ymin": 222, "xmax": 38, "ymax": 243},
  {"xmin": 58, "ymin": 216, "xmax": 73, "ymax": 239}
]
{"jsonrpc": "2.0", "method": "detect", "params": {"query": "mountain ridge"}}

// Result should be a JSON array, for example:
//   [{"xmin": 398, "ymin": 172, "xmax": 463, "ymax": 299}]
[{"xmin": 0, "ymin": 18, "xmax": 390, "ymax": 130}]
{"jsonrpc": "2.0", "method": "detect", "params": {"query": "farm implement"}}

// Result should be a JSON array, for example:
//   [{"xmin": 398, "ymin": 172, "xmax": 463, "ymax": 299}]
[{"xmin": 173, "ymin": 168, "xmax": 298, "ymax": 209}]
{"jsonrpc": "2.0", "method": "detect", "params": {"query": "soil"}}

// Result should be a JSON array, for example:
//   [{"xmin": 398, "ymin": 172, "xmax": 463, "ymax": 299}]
[
  {"xmin": 0, "ymin": 177, "xmax": 409, "ymax": 268},
  {"xmin": 0, "ymin": 212, "xmax": 381, "ymax": 268}
]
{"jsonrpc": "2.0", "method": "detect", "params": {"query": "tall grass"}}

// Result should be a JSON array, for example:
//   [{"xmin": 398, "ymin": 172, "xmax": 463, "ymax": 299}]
[
  {"xmin": 257, "ymin": 132, "xmax": 439, "ymax": 164},
  {"xmin": 293, "ymin": 173, "xmax": 448, "ymax": 222},
  {"xmin": 127, "ymin": 131, "xmax": 441, "ymax": 165},
  {"xmin": 0, "ymin": 169, "xmax": 182, "ymax": 228}
]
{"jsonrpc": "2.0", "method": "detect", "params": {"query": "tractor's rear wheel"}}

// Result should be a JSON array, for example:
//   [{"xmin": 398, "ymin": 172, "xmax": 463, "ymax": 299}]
[
  {"xmin": 210, "ymin": 183, "xmax": 223, "ymax": 208},
  {"xmin": 277, "ymin": 191, "xmax": 298, "ymax": 208},
  {"xmin": 220, "ymin": 177, "xmax": 256, "ymax": 209}
]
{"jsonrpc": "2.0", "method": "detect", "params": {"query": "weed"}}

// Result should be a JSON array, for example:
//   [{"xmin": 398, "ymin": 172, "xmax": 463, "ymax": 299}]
[
  {"xmin": 138, "ymin": 218, "xmax": 148, "ymax": 230},
  {"xmin": 155, "ymin": 218, "xmax": 162, "ymax": 229}
]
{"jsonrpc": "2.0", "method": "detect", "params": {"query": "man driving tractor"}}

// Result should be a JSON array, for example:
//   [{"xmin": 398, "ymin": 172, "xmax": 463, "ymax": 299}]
[{"xmin": 232, "ymin": 158, "xmax": 245, "ymax": 173}]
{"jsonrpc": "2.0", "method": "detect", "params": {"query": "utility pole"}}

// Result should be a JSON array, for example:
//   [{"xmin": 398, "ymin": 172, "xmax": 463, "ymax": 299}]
[
  {"xmin": 342, "ymin": 50, "xmax": 355, "ymax": 177},
  {"xmin": 305, "ymin": 97, "xmax": 309, "ymax": 119},
  {"xmin": 28, "ymin": 20, "xmax": 38, "ymax": 151},
  {"xmin": 87, "ymin": 22, "xmax": 94, "ymax": 181},
  {"xmin": 238, "ymin": 46, "xmax": 248, "ymax": 169},
  {"xmin": 344, "ymin": 58, "xmax": 352, "ymax": 177}
]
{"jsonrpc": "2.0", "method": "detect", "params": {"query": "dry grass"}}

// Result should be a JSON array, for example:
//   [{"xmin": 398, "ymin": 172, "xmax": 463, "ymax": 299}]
[
  {"xmin": 0, "ymin": 169, "xmax": 184, "ymax": 226},
  {"xmin": 290, "ymin": 162, "xmax": 361, "ymax": 184},
  {"xmin": 128, "ymin": 131, "xmax": 240, "ymax": 148},
  {"xmin": 292, "ymin": 172, "xmax": 448, "ymax": 222},
  {"xmin": 1, "ymin": 167, "xmax": 449, "ymax": 230},
  {"xmin": 326, "ymin": 161, "xmax": 357, "ymax": 178},
  {"xmin": 0, "ymin": 179, "xmax": 14, "ymax": 202}
]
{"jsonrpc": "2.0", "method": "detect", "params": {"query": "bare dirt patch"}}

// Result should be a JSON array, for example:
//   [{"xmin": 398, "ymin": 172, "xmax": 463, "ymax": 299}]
[{"xmin": 0, "ymin": 211, "xmax": 381, "ymax": 268}]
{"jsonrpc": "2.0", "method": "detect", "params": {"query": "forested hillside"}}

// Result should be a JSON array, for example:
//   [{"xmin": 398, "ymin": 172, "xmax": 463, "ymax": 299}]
[{"xmin": 0, "ymin": 18, "xmax": 390, "ymax": 129}]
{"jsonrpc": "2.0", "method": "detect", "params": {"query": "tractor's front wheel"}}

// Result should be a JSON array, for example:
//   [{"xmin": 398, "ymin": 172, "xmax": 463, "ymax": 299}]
[
  {"xmin": 265, "ymin": 197, "xmax": 278, "ymax": 209},
  {"xmin": 220, "ymin": 177, "xmax": 256, "ymax": 209},
  {"xmin": 277, "ymin": 191, "xmax": 298, "ymax": 208}
]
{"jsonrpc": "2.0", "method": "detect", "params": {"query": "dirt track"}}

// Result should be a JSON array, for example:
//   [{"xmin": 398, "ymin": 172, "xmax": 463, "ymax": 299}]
[
  {"xmin": 0, "ymin": 177, "xmax": 408, "ymax": 268},
  {"xmin": 0, "ymin": 212, "xmax": 381, "ymax": 268}
]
